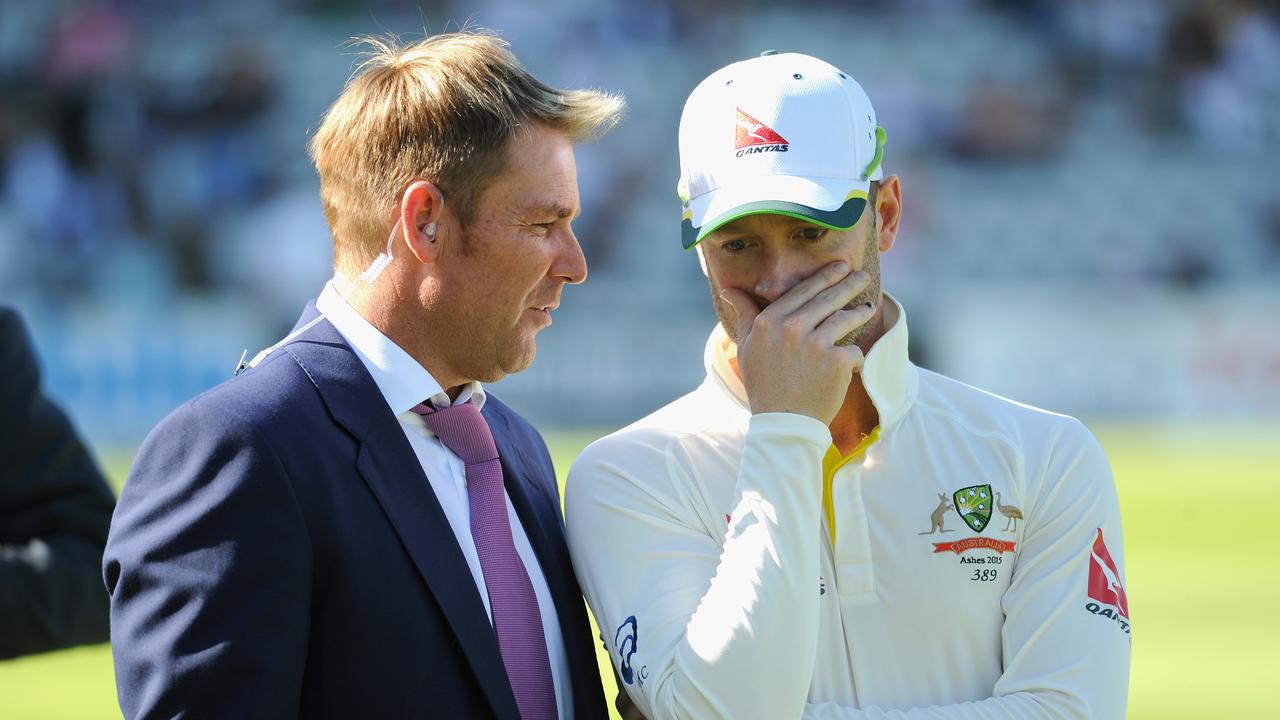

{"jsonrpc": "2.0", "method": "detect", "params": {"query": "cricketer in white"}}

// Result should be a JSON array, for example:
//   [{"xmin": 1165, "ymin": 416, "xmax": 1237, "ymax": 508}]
[{"xmin": 564, "ymin": 295, "xmax": 1130, "ymax": 719}]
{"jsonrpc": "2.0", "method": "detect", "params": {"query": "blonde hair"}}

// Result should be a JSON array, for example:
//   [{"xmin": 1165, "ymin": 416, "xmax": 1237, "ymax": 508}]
[{"xmin": 309, "ymin": 29, "xmax": 625, "ymax": 273}]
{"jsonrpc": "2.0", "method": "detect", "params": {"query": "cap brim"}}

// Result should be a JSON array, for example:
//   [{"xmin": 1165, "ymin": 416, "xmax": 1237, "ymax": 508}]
[{"xmin": 682, "ymin": 176, "xmax": 870, "ymax": 250}]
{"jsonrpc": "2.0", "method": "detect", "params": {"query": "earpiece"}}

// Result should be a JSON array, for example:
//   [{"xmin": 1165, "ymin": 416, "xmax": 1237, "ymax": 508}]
[{"xmin": 354, "ymin": 193, "xmax": 444, "ymax": 285}]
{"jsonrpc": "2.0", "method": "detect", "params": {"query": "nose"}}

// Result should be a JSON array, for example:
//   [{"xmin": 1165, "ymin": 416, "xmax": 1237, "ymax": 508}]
[
  {"xmin": 753, "ymin": 249, "xmax": 812, "ymax": 304},
  {"xmin": 553, "ymin": 226, "xmax": 588, "ymax": 285}
]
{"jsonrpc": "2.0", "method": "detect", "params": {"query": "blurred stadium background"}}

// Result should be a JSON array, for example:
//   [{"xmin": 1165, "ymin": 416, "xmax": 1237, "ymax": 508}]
[{"xmin": 1, "ymin": 0, "xmax": 1276, "ymax": 718}]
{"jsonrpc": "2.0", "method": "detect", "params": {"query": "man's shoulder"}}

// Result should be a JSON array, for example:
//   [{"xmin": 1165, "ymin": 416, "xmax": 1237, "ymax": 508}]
[
  {"xmin": 119, "ymin": 349, "xmax": 332, "ymax": 519},
  {"xmin": 148, "ymin": 349, "xmax": 322, "ymax": 449},
  {"xmin": 0, "ymin": 309, "xmax": 36, "ymax": 404},
  {"xmin": 564, "ymin": 385, "xmax": 734, "ymax": 534},
  {"xmin": 912, "ymin": 366, "xmax": 1100, "ymax": 452},
  {"xmin": 0, "ymin": 305, "xmax": 23, "ymax": 342},
  {"xmin": 570, "ymin": 382, "xmax": 736, "ymax": 485}
]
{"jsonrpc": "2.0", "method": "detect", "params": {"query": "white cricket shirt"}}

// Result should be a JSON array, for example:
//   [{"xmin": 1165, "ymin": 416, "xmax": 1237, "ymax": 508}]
[
  {"xmin": 565, "ymin": 295, "xmax": 1130, "ymax": 719},
  {"xmin": 316, "ymin": 282, "xmax": 572, "ymax": 719}
]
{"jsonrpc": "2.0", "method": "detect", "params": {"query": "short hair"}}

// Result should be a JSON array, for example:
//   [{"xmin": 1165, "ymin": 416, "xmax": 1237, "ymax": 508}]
[{"xmin": 309, "ymin": 30, "xmax": 625, "ymax": 273}]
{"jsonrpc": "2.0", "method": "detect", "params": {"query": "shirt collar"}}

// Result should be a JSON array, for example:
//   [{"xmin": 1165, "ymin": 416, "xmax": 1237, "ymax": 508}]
[
  {"xmin": 315, "ymin": 280, "xmax": 485, "ymax": 415},
  {"xmin": 704, "ymin": 291, "xmax": 917, "ymax": 432}
]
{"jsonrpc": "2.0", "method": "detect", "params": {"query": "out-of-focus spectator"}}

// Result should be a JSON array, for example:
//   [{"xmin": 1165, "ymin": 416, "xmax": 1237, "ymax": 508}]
[
  {"xmin": 0, "ymin": 0, "xmax": 1274, "ymax": 439},
  {"xmin": 0, "ymin": 306, "xmax": 115, "ymax": 660},
  {"xmin": 1164, "ymin": 0, "xmax": 1279, "ymax": 151},
  {"xmin": 946, "ymin": 78, "xmax": 1072, "ymax": 162}
]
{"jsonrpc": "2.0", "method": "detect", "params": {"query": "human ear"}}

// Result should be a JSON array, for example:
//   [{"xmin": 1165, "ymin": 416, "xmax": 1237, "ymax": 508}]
[
  {"xmin": 400, "ymin": 180, "xmax": 446, "ymax": 263},
  {"xmin": 874, "ymin": 175, "xmax": 903, "ymax": 253}
]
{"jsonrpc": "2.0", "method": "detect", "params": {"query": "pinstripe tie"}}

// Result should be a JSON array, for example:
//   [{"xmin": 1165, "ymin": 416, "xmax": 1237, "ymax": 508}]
[{"xmin": 412, "ymin": 400, "xmax": 557, "ymax": 720}]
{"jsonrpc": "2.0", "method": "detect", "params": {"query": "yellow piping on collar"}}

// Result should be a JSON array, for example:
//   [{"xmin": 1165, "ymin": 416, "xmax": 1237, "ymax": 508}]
[{"xmin": 821, "ymin": 426, "xmax": 881, "ymax": 545}]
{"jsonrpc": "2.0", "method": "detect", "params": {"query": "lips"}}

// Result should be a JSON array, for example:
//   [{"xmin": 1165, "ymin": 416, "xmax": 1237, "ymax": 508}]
[
  {"xmin": 529, "ymin": 296, "xmax": 560, "ymax": 313},
  {"xmin": 525, "ymin": 304, "xmax": 555, "ymax": 326},
  {"xmin": 527, "ymin": 287, "xmax": 562, "ymax": 319}
]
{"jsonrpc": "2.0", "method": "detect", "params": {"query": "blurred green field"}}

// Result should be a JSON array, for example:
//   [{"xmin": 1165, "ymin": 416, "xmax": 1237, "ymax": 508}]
[{"xmin": 2, "ymin": 424, "xmax": 1275, "ymax": 719}]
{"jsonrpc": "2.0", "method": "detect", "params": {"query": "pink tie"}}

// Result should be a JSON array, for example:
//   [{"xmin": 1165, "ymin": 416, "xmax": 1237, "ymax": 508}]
[{"xmin": 412, "ymin": 400, "xmax": 558, "ymax": 720}]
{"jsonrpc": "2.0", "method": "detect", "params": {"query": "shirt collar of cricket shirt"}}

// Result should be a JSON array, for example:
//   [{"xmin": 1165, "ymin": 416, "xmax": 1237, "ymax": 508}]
[
  {"xmin": 315, "ymin": 280, "xmax": 486, "ymax": 415},
  {"xmin": 705, "ymin": 291, "xmax": 918, "ymax": 434}
]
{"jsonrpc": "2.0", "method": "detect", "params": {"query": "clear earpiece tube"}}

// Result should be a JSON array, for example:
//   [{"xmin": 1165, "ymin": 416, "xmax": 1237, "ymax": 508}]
[{"xmin": 356, "ymin": 221, "xmax": 400, "ymax": 285}]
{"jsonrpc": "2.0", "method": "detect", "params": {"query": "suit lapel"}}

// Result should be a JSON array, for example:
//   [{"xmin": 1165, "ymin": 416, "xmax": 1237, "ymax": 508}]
[{"xmin": 281, "ymin": 309, "xmax": 521, "ymax": 720}]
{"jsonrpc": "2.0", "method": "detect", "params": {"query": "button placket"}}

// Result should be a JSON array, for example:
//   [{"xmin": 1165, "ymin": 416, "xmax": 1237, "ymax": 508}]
[{"xmin": 832, "ymin": 464, "xmax": 878, "ymax": 603}]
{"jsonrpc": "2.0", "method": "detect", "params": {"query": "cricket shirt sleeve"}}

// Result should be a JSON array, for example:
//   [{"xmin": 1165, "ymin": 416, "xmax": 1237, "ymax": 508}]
[
  {"xmin": 800, "ymin": 418, "xmax": 1131, "ymax": 720},
  {"xmin": 565, "ymin": 412, "xmax": 831, "ymax": 720}
]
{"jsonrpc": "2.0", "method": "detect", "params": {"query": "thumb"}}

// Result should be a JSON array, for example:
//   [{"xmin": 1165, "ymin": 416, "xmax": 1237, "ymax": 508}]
[{"xmin": 719, "ymin": 287, "xmax": 760, "ymax": 341}]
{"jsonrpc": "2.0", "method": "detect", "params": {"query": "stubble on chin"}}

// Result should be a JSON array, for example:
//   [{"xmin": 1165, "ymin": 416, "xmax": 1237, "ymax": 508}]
[
  {"xmin": 489, "ymin": 317, "xmax": 544, "ymax": 380},
  {"xmin": 710, "ymin": 284, "xmax": 740, "ymax": 345}
]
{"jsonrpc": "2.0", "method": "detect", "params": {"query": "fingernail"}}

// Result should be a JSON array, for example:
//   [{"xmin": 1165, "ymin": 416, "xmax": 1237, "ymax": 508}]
[{"xmin": 832, "ymin": 261, "xmax": 849, "ymax": 273}]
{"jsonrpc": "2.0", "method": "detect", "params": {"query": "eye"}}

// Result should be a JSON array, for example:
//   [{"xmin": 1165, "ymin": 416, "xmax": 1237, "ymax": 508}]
[
  {"xmin": 720, "ymin": 238, "xmax": 748, "ymax": 254},
  {"xmin": 798, "ymin": 227, "xmax": 827, "ymax": 242}
]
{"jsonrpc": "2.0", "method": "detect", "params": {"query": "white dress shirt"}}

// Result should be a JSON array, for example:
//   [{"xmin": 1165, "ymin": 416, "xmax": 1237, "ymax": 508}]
[{"xmin": 316, "ymin": 281, "xmax": 571, "ymax": 719}]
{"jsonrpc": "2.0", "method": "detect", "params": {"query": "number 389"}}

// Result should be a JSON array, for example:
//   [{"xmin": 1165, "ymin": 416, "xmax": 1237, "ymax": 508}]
[{"xmin": 971, "ymin": 569, "xmax": 998, "ymax": 582}]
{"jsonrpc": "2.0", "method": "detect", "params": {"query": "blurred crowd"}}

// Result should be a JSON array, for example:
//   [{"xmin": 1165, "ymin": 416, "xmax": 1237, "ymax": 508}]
[
  {"xmin": 1, "ymin": 0, "xmax": 1277, "ymax": 439},
  {"xmin": 2, "ymin": 0, "xmax": 1277, "ymax": 305}
]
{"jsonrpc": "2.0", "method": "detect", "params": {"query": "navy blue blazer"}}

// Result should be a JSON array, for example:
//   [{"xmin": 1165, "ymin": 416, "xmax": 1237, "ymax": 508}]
[{"xmin": 104, "ymin": 304, "xmax": 608, "ymax": 719}]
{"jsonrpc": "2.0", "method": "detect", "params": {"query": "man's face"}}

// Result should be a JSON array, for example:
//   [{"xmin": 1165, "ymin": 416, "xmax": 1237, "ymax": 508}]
[
  {"xmin": 430, "ymin": 123, "xmax": 587, "ymax": 383},
  {"xmin": 703, "ymin": 210, "xmax": 882, "ymax": 349}
]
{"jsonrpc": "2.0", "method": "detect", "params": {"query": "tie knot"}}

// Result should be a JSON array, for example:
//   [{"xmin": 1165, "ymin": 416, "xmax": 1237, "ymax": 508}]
[{"xmin": 411, "ymin": 400, "xmax": 499, "ymax": 465}]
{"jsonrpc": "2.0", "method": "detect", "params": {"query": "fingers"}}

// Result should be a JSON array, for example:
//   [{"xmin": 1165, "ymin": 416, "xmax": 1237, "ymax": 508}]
[
  {"xmin": 838, "ymin": 343, "xmax": 867, "ymax": 373},
  {"xmin": 814, "ymin": 301, "xmax": 875, "ymax": 347},
  {"xmin": 762, "ymin": 260, "xmax": 851, "ymax": 317},
  {"xmin": 790, "ymin": 269, "xmax": 871, "ymax": 331},
  {"xmin": 718, "ymin": 287, "xmax": 760, "ymax": 342},
  {"xmin": 729, "ymin": 262, "xmax": 871, "ymax": 423}
]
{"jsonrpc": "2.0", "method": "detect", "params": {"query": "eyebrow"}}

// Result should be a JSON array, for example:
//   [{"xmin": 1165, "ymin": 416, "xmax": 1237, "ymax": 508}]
[{"xmin": 520, "ymin": 203, "xmax": 580, "ymax": 221}]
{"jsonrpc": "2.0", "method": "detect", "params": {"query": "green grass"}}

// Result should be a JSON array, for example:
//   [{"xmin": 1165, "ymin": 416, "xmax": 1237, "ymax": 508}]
[{"xmin": 2, "ymin": 424, "xmax": 1275, "ymax": 719}]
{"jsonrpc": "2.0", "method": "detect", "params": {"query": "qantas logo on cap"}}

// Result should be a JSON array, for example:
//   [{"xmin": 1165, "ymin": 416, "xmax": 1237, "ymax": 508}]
[{"xmin": 735, "ymin": 108, "xmax": 789, "ymax": 157}]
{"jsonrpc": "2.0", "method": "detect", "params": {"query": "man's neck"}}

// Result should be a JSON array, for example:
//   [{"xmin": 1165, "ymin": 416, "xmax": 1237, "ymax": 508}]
[
  {"xmin": 830, "ymin": 375, "xmax": 879, "ymax": 455},
  {"xmin": 337, "ymin": 274, "xmax": 469, "ymax": 392},
  {"xmin": 829, "ymin": 301, "xmax": 889, "ymax": 454}
]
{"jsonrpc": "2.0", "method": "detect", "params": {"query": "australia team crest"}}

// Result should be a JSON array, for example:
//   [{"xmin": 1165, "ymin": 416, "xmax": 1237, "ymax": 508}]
[
  {"xmin": 923, "ymin": 484, "xmax": 1018, "ymax": 557},
  {"xmin": 952, "ymin": 484, "xmax": 993, "ymax": 532}
]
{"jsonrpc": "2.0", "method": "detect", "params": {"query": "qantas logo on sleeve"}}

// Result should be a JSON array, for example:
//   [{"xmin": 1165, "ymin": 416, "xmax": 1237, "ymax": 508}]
[
  {"xmin": 735, "ymin": 108, "xmax": 789, "ymax": 156},
  {"xmin": 1084, "ymin": 528, "xmax": 1131, "ymax": 635}
]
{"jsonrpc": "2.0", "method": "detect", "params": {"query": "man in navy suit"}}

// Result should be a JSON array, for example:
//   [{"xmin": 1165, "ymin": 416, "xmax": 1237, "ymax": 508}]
[{"xmin": 104, "ymin": 30, "xmax": 624, "ymax": 719}]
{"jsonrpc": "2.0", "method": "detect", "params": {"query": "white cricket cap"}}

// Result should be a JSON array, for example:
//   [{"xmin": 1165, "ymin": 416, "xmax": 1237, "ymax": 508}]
[{"xmin": 677, "ymin": 51, "xmax": 886, "ymax": 249}]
